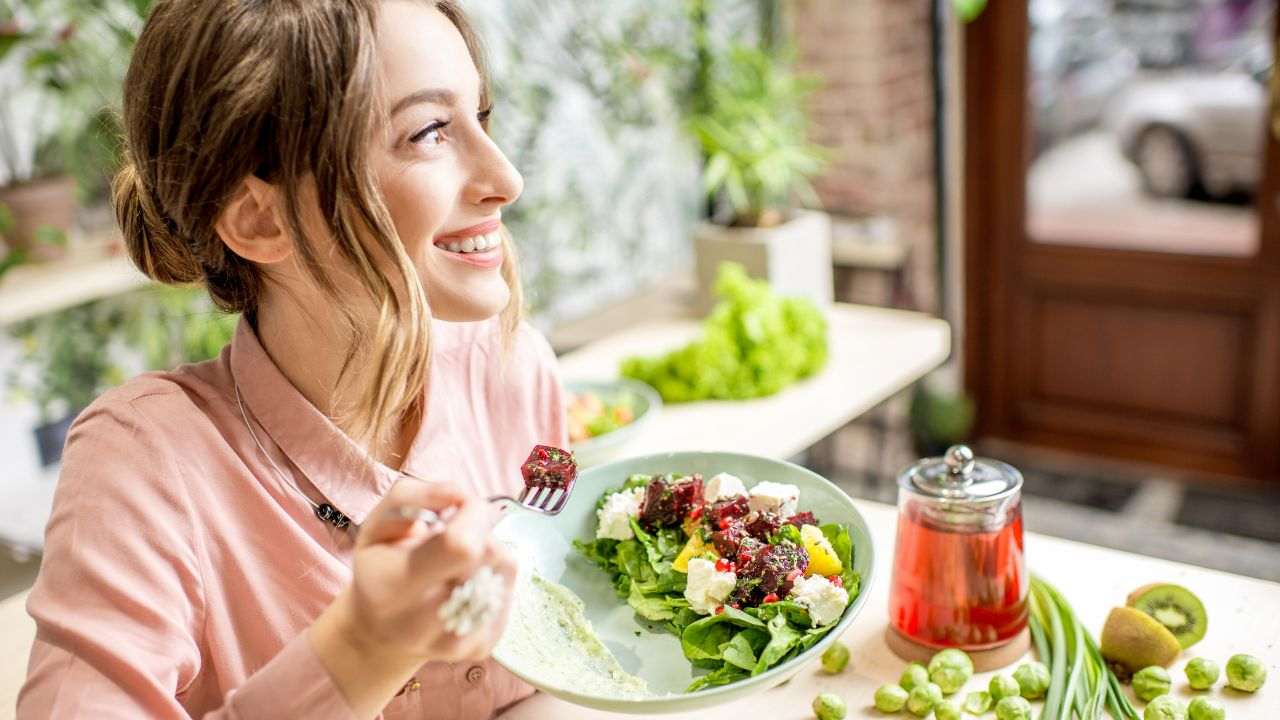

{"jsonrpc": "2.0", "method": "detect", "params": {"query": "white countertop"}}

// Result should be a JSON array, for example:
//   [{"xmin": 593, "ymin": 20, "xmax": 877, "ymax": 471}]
[
  {"xmin": 502, "ymin": 500, "xmax": 1280, "ymax": 719},
  {"xmin": 557, "ymin": 303, "xmax": 952, "ymax": 460}
]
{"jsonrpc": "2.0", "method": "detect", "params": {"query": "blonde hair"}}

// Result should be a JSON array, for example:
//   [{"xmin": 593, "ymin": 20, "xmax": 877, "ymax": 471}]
[{"xmin": 113, "ymin": 0, "xmax": 522, "ymax": 458}]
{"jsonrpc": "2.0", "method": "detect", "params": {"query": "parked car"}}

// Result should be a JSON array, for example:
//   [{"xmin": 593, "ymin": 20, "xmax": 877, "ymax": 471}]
[
  {"xmin": 1030, "ymin": 0, "xmax": 1139, "ymax": 154},
  {"xmin": 1108, "ymin": 45, "xmax": 1269, "ymax": 198}
]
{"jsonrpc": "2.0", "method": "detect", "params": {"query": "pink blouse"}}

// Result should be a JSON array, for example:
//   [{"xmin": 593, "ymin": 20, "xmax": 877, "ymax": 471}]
[{"xmin": 17, "ymin": 316, "xmax": 567, "ymax": 719}]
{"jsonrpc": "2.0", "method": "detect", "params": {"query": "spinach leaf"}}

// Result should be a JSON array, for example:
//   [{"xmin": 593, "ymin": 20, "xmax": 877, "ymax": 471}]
[
  {"xmin": 686, "ymin": 664, "xmax": 748, "ymax": 692},
  {"xmin": 753, "ymin": 613, "xmax": 803, "ymax": 675}
]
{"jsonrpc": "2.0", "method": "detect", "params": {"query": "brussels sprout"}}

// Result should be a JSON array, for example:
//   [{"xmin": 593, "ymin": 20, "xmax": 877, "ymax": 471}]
[
  {"xmin": 1184, "ymin": 658, "xmax": 1219, "ymax": 691},
  {"xmin": 995, "ymin": 695, "xmax": 1033, "ymax": 720},
  {"xmin": 821, "ymin": 643, "xmax": 850, "ymax": 674},
  {"xmin": 1133, "ymin": 666, "xmax": 1172, "ymax": 702},
  {"xmin": 812, "ymin": 692, "xmax": 847, "ymax": 720},
  {"xmin": 900, "ymin": 662, "xmax": 929, "ymax": 691},
  {"xmin": 928, "ymin": 649, "xmax": 974, "ymax": 695},
  {"xmin": 906, "ymin": 682, "xmax": 943, "ymax": 717},
  {"xmin": 989, "ymin": 674, "xmax": 1021, "ymax": 701},
  {"xmin": 934, "ymin": 700, "xmax": 962, "ymax": 720},
  {"xmin": 1144, "ymin": 695, "xmax": 1187, "ymax": 720},
  {"xmin": 1187, "ymin": 697, "xmax": 1224, "ymax": 720},
  {"xmin": 874, "ymin": 684, "xmax": 908, "ymax": 713},
  {"xmin": 1013, "ymin": 661, "xmax": 1052, "ymax": 699},
  {"xmin": 964, "ymin": 690, "xmax": 993, "ymax": 714},
  {"xmin": 1225, "ymin": 654, "xmax": 1266, "ymax": 692}
]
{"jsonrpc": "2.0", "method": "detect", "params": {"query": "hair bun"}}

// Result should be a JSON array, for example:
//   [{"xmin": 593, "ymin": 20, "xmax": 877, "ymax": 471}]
[{"xmin": 113, "ymin": 162, "xmax": 203, "ymax": 285}]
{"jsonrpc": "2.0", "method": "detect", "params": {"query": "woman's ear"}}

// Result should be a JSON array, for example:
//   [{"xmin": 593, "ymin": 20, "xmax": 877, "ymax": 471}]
[{"xmin": 214, "ymin": 175, "xmax": 293, "ymax": 264}]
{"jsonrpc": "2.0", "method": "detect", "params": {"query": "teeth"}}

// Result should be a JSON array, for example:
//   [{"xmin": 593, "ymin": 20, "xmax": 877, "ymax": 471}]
[{"xmin": 441, "ymin": 232, "xmax": 500, "ymax": 253}]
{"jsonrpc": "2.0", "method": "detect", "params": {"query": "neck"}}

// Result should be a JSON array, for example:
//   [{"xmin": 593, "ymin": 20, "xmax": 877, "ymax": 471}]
[{"xmin": 253, "ymin": 299, "xmax": 419, "ymax": 469}]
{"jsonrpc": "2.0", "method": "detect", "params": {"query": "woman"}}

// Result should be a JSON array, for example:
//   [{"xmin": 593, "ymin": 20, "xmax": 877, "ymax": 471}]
[{"xmin": 17, "ymin": 1, "xmax": 565, "ymax": 718}]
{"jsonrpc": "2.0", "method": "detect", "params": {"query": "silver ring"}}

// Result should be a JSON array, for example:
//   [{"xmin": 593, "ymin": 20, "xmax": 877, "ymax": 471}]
[
  {"xmin": 437, "ymin": 566, "xmax": 504, "ymax": 636},
  {"xmin": 394, "ymin": 506, "xmax": 443, "ymax": 528}
]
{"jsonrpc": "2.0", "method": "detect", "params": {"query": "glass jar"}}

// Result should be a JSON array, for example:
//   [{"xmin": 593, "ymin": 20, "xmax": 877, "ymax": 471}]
[{"xmin": 888, "ymin": 445, "xmax": 1028, "ymax": 650}]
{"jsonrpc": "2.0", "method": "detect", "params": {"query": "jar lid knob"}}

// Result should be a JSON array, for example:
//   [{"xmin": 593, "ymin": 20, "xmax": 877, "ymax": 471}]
[{"xmin": 944, "ymin": 444, "xmax": 975, "ymax": 483}]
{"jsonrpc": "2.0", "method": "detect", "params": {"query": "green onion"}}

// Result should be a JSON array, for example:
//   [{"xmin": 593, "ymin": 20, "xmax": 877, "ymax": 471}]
[{"xmin": 1028, "ymin": 576, "xmax": 1140, "ymax": 720}]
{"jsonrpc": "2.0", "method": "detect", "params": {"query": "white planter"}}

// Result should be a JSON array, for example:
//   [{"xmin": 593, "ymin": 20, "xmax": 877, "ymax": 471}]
[{"xmin": 692, "ymin": 209, "xmax": 833, "ymax": 311}]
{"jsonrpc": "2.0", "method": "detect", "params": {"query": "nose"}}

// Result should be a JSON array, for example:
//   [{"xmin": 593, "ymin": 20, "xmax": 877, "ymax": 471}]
[{"xmin": 463, "ymin": 133, "xmax": 523, "ymax": 210}]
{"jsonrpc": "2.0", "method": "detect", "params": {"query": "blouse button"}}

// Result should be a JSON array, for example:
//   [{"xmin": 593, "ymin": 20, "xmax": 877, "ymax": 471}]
[{"xmin": 465, "ymin": 665, "xmax": 486, "ymax": 685}]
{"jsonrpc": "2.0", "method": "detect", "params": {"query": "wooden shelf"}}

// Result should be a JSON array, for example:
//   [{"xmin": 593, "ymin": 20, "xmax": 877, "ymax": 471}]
[{"xmin": 0, "ymin": 253, "xmax": 149, "ymax": 327}]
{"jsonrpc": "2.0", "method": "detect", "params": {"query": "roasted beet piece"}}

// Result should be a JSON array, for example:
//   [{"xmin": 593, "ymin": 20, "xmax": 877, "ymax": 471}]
[
  {"xmin": 786, "ymin": 511, "xmax": 818, "ymax": 528},
  {"xmin": 744, "ymin": 511, "xmax": 783, "ymax": 540},
  {"xmin": 706, "ymin": 495, "xmax": 749, "ymax": 528},
  {"xmin": 520, "ymin": 445, "xmax": 578, "ymax": 489},
  {"xmin": 730, "ymin": 541, "xmax": 809, "ymax": 606},
  {"xmin": 639, "ymin": 474, "xmax": 704, "ymax": 529},
  {"xmin": 710, "ymin": 518, "xmax": 750, "ymax": 556}
]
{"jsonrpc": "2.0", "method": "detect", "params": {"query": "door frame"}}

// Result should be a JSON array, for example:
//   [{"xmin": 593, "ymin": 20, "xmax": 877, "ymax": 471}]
[{"xmin": 962, "ymin": 2, "xmax": 1280, "ymax": 481}]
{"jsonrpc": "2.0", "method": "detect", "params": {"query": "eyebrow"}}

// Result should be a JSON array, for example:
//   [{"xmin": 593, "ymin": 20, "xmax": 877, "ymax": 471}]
[{"xmin": 390, "ymin": 88, "xmax": 457, "ymax": 116}]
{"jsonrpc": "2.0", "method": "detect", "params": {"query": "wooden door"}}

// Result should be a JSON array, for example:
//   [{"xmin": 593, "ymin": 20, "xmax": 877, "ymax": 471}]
[{"xmin": 963, "ymin": 1, "xmax": 1280, "ymax": 481}]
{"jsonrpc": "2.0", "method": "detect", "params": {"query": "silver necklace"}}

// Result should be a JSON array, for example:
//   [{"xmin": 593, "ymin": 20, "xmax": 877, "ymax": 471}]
[{"xmin": 234, "ymin": 381, "xmax": 356, "ymax": 532}]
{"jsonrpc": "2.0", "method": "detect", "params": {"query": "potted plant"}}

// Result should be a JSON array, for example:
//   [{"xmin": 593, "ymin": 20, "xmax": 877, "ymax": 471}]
[
  {"xmin": 6, "ymin": 299, "xmax": 128, "ymax": 466},
  {"xmin": 0, "ymin": 2, "xmax": 147, "ymax": 260},
  {"xmin": 688, "ymin": 42, "xmax": 831, "ymax": 310},
  {"xmin": 909, "ymin": 379, "xmax": 977, "ymax": 458}
]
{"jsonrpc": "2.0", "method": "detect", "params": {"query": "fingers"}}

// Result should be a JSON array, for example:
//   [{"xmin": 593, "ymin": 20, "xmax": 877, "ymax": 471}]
[
  {"xmin": 407, "ymin": 493, "xmax": 491, "ymax": 584},
  {"xmin": 358, "ymin": 476, "xmax": 468, "ymax": 547}
]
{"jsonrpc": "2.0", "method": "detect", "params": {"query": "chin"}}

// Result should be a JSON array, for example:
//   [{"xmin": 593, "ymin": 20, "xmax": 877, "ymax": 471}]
[{"xmin": 423, "ymin": 272, "xmax": 511, "ymax": 322}]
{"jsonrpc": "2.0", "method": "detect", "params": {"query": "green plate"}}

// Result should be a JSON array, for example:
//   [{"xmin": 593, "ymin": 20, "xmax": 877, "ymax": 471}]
[
  {"xmin": 493, "ymin": 451, "xmax": 876, "ymax": 714},
  {"xmin": 566, "ymin": 378, "xmax": 663, "ymax": 467}
]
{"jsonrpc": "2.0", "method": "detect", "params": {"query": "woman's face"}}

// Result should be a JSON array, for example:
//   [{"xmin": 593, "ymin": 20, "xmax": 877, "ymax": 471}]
[{"xmin": 370, "ymin": 1, "xmax": 523, "ymax": 322}]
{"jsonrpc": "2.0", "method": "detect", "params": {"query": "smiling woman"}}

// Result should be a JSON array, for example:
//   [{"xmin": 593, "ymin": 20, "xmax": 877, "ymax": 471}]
[{"xmin": 16, "ymin": 2, "xmax": 567, "ymax": 720}]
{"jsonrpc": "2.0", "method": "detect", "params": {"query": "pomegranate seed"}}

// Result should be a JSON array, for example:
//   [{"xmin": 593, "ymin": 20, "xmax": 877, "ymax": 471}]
[
  {"xmin": 737, "ymin": 553, "xmax": 752, "ymax": 565},
  {"xmin": 828, "ymin": 574, "xmax": 843, "ymax": 588},
  {"xmin": 718, "ymin": 518, "xmax": 729, "ymax": 530},
  {"xmin": 688, "ymin": 506, "xmax": 704, "ymax": 521},
  {"xmin": 762, "ymin": 593, "xmax": 779, "ymax": 604},
  {"xmin": 715, "ymin": 557, "xmax": 733, "ymax": 573},
  {"xmin": 714, "ymin": 605, "xmax": 725, "ymax": 615},
  {"xmin": 537, "ymin": 448, "xmax": 549, "ymax": 460}
]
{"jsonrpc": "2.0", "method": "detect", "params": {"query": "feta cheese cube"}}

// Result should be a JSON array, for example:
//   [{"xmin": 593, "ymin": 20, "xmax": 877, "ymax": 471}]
[
  {"xmin": 595, "ymin": 487, "xmax": 645, "ymax": 540},
  {"xmin": 788, "ymin": 574, "xmax": 849, "ymax": 626},
  {"xmin": 703, "ymin": 472, "xmax": 748, "ymax": 503},
  {"xmin": 684, "ymin": 557, "xmax": 737, "ymax": 615},
  {"xmin": 747, "ymin": 481, "xmax": 800, "ymax": 519}
]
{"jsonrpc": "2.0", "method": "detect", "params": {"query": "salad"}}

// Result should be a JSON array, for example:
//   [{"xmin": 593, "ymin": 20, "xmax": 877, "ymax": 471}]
[
  {"xmin": 575, "ymin": 472, "xmax": 860, "ymax": 692},
  {"xmin": 568, "ymin": 390, "xmax": 637, "ymax": 443}
]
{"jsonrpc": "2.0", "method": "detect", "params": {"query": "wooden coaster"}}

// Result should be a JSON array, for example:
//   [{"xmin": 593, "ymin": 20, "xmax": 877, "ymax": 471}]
[{"xmin": 885, "ymin": 625, "xmax": 1032, "ymax": 672}]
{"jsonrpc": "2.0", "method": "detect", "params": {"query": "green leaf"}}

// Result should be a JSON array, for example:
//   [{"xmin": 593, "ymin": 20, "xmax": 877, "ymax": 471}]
[
  {"xmin": 721, "ymin": 630, "xmax": 763, "ymax": 671},
  {"xmin": 953, "ymin": 0, "xmax": 988, "ymax": 22},
  {"xmin": 752, "ymin": 612, "xmax": 803, "ymax": 675},
  {"xmin": 34, "ymin": 225, "xmax": 67, "ymax": 247}
]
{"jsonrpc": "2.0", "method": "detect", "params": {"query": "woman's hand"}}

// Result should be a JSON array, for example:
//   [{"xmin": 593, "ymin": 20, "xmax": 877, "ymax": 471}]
[{"xmin": 309, "ymin": 477, "xmax": 518, "ymax": 719}]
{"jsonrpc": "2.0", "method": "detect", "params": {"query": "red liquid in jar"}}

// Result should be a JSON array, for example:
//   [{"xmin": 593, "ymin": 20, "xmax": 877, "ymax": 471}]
[{"xmin": 889, "ymin": 502, "xmax": 1028, "ymax": 649}]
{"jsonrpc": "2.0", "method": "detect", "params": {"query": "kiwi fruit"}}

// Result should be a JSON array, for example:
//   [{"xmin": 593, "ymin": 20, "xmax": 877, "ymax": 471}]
[
  {"xmin": 1126, "ymin": 583, "xmax": 1207, "ymax": 649},
  {"xmin": 1100, "ymin": 606, "xmax": 1182, "ymax": 673}
]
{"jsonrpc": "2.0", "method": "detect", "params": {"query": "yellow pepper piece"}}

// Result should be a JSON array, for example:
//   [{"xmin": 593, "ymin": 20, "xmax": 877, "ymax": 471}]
[
  {"xmin": 801, "ymin": 524, "xmax": 843, "ymax": 577},
  {"xmin": 673, "ymin": 532, "xmax": 714, "ymax": 573}
]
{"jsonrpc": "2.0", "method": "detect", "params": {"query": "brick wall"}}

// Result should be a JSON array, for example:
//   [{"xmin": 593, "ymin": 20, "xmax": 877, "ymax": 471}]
[{"xmin": 790, "ymin": 0, "xmax": 939, "ymax": 312}]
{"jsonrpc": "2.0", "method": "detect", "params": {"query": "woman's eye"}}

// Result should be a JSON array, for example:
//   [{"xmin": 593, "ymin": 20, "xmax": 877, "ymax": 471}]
[{"xmin": 410, "ymin": 121, "xmax": 448, "ymax": 146}]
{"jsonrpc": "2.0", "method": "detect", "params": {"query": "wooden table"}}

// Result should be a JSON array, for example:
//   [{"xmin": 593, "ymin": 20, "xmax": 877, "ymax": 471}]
[
  {"xmin": 557, "ymin": 303, "xmax": 952, "ymax": 460},
  {"xmin": 502, "ymin": 500, "xmax": 1280, "ymax": 719}
]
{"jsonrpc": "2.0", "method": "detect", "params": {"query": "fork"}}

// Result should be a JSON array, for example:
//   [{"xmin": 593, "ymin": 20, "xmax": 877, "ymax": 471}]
[{"xmin": 486, "ymin": 444, "xmax": 579, "ymax": 516}]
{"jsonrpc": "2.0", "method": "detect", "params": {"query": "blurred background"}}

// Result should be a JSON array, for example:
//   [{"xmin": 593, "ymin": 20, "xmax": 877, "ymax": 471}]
[{"xmin": 0, "ymin": 0, "xmax": 1277, "ymax": 604}]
